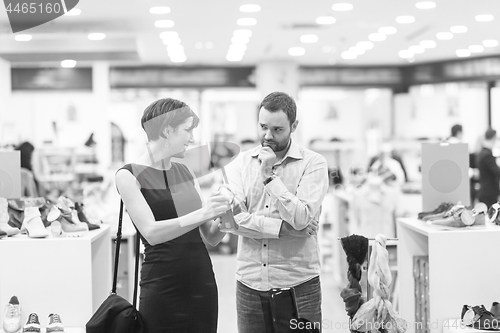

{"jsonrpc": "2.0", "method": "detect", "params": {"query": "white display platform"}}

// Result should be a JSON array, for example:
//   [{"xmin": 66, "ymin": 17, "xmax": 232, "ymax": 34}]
[
  {"xmin": 397, "ymin": 218, "xmax": 500, "ymax": 333},
  {"xmin": 0, "ymin": 225, "xmax": 111, "ymax": 328}
]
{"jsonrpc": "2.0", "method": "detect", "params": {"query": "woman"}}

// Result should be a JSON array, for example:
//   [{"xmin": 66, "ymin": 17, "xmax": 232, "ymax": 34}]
[{"xmin": 115, "ymin": 98, "xmax": 229, "ymax": 333}]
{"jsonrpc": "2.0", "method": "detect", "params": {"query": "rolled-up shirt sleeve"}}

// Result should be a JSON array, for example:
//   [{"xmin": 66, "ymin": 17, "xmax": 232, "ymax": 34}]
[{"xmin": 264, "ymin": 154, "xmax": 329, "ymax": 230}]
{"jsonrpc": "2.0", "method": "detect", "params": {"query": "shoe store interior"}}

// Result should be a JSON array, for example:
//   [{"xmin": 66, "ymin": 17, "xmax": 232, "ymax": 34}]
[{"xmin": 1, "ymin": 1, "xmax": 500, "ymax": 332}]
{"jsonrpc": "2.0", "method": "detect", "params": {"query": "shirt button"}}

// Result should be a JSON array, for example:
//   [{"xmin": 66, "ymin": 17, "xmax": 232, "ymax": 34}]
[
  {"xmin": 263, "ymin": 264, "xmax": 266, "ymax": 267},
  {"xmin": 265, "ymin": 205, "xmax": 269, "ymax": 208},
  {"xmin": 263, "ymin": 244, "xmax": 267, "ymax": 247}
]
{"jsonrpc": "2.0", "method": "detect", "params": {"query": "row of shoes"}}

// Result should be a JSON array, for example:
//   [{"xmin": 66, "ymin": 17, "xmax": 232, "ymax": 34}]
[
  {"xmin": 462, "ymin": 302, "xmax": 500, "ymax": 331},
  {"xmin": 3, "ymin": 296, "xmax": 65, "ymax": 333},
  {"xmin": 418, "ymin": 202, "xmax": 488, "ymax": 228},
  {"xmin": 0, "ymin": 195, "xmax": 101, "ymax": 239}
]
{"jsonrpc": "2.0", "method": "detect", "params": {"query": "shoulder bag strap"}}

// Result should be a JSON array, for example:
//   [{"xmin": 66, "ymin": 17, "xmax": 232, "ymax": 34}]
[{"xmin": 111, "ymin": 200, "xmax": 124, "ymax": 294}]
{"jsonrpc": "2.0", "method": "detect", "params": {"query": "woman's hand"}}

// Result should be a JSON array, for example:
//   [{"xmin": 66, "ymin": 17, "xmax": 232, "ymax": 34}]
[{"xmin": 202, "ymin": 193, "xmax": 230, "ymax": 221}]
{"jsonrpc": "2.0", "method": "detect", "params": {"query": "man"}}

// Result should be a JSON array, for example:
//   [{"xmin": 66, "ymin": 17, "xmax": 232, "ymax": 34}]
[
  {"xmin": 477, "ymin": 128, "xmax": 500, "ymax": 207},
  {"xmin": 225, "ymin": 91, "xmax": 329, "ymax": 333},
  {"xmin": 448, "ymin": 124, "xmax": 463, "ymax": 143}
]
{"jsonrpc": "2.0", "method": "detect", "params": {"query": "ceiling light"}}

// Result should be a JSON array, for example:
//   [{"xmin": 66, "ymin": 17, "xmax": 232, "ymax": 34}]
[
  {"xmin": 163, "ymin": 37, "xmax": 181, "ymax": 45},
  {"xmin": 456, "ymin": 49, "xmax": 471, "ymax": 57},
  {"xmin": 357, "ymin": 41, "xmax": 374, "ymax": 50},
  {"xmin": 341, "ymin": 51, "xmax": 357, "ymax": 60},
  {"xmin": 288, "ymin": 47, "xmax": 305, "ymax": 56},
  {"xmin": 378, "ymin": 26, "xmax": 397, "ymax": 35},
  {"xmin": 415, "ymin": 1, "xmax": 436, "ymax": 9},
  {"xmin": 349, "ymin": 46, "xmax": 365, "ymax": 55},
  {"xmin": 316, "ymin": 16, "xmax": 336, "ymax": 25},
  {"xmin": 14, "ymin": 34, "xmax": 32, "ymax": 41},
  {"xmin": 300, "ymin": 34, "xmax": 318, "ymax": 43},
  {"xmin": 160, "ymin": 31, "xmax": 178, "ymax": 39},
  {"xmin": 369, "ymin": 33, "xmax": 386, "ymax": 41},
  {"xmin": 167, "ymin": 45, "xmax": 184, "ymax": 53},
  {"xmin": 420, "ymin": 40, "xmax": 436, "ymax": 48},
  {"xmin": 170, "ymin": 56, "xmax": 187, "ymax": 63},
  {"xmin": 232, "ymin": 36, "xmax": 250, "ymax": 44},
  {"xmin": 233, "ymin": 29, "xmax": 252, "ymax": 38},
  {"xmin": 436, "ymin": 32, "xmax": 453, "ymax": 40},
  {"xmin": 155, "ymin": 20, "xmax": 175, "ymax": 28},
  {"xmin": 230, "ymin": 44, "xmax": 247, "ymax": 52},
  {"xmin": 475, "ymin": 15, "xmax": 494, "ymax": 22},
  {"xmin": 61, "ymin": 60, "xmax": 77, "ymax": 68},
  {"xmin": 450, "ymin": 26, "xmax": 468, "ymax": 33},
  {"xmin": 483, "ymin": 39, "xmax": 499, "ymax": 47},
  {"xmin": 469, "ymin": 45, "xmax": 484, "ymax": 53},
  {"xmin": 149, "ymin": 6, "xmax": 171, "ymax": 14},
  {"xmin": 237, "ymin": 18, "xmax": 257, "ymax": 26},
  {"xmin": 409, "ymin": 45, "xmax": 425, "ymax": 54},
  {"xmin": 332, "ymin": 3, "xmax": 353, "ymax": 11},
  {"xmin": 226, "ymin": 54, "xmax": 243, "ymax": 62},
  {"xmin": 396, "ymin": 16, "xmax": 415, "ymax": 24},
  {"xmin": 398, "ymin": 50, "xmax": 413, "ymax": 59},
  {"xmin": 65, "ymin": 8, "xmax": 81, "ymax": 16},
  {"xmin": 239, "ymin": 4, "xmax": 261, "ymax": 12},
  {"xmin": 88, "ymin": 33, "xmax": 106, "ymax": 41}
]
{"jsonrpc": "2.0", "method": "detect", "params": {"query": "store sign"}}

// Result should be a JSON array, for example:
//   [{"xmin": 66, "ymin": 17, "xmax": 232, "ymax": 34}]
[
  {"xmin": 11, "ymin": 68, "xmax": 92, "ymax": 90},
  {"xmin": 110, "ymin": 67, "xmax": 255, "ymax": 88},
  {"xmin": 300, "ymin": 67, "xmax": 402, "ymax": 86}
]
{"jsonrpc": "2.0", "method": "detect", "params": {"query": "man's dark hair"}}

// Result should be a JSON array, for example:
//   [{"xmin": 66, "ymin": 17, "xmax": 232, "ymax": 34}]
[
  {"xmin": 258, "ymin": 92, "xmax": 296, "ymax": 126},
  {"xmin": 485, "ymin": 128, "xmax": 497, "ymax": 141},
  {"xmin": 451, "ymin": 124, "xmax": 463, "ymax": 137}
]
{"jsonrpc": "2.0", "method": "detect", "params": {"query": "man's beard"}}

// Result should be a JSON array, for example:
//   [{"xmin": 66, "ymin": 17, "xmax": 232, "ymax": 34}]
[{"xmin": 261, "ymin": 136, "xmax": 291, "ymax": 152}]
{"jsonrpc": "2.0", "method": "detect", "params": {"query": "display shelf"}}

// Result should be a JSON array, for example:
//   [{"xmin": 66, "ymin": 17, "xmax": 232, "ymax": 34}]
[
  {"xmin": 0, "ymin": 225, "xmax": 111, "ymax": 329},
  {"xmin": 397, "ymin": 218, "xmax": 500, "ymax": 333},
  {"xmin": 0, "ymin": 328, "xmax": 84, "ymax": 333}
]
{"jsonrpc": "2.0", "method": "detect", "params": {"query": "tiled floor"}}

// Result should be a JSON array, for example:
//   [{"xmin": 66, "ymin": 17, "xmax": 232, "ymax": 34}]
[{"xmin": 211, "ymin": 253, "xmax": 351, "ymax": 333}]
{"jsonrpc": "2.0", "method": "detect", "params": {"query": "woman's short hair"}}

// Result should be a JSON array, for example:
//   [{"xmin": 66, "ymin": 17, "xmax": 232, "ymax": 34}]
[{"xmin": 141, "ymin": 98, "xmax": 199, "ymax": 141}]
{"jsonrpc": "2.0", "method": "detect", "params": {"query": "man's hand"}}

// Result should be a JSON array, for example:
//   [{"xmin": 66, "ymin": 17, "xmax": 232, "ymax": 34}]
[
  {"xmin": 279, "ymin": 220, "xmax": 319, "ymax": 238},
  {"xmin": 258, "ymin": 146, "xmax": 276, "ymax": 180}
]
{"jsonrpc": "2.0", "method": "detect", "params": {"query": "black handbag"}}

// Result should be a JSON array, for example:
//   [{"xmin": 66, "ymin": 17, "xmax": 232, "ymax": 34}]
[{"xmin": 86, "ymin": 200, "xmax": 145, "ymax": 333}]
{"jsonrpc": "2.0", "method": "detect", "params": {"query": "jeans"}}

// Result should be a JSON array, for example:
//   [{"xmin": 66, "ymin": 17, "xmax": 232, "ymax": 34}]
[{"xmin": 237, "ymin": 277, "xmax": 322, "ymax": 333}]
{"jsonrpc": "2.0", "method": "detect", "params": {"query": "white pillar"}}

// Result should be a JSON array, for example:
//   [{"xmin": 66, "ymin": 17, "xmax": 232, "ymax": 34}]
[
  {"xmin": 0, "ymin": 58, "xmax": 12, "ymax": 145},
  {"xmin": 91, "ymin": 62, "xmax": 111, "ymax": 173}
]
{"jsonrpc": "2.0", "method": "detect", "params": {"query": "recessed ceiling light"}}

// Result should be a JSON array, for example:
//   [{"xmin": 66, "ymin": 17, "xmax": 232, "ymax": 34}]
[
  {"xmin": 160, "ymin": 31, "xmax": 179, "ymax": 39},
  {"xmin": 233, "ymin": 29, "xmax": 253, "ymax": 38},
  {"xmin": 300, "ymin": 34, "xmax": 318, "ymax": 43},
  {"xmin": 61, "ymin": 60, "xmax": 77, "ymax": 68},
  {"xmin": 357, "ymin": 41, "xmax": 374, "ymax": 50},
  {"xmin": 483, "ymin": 39, "xmax": 499, "ymax": 47},
  {"xmin": 398, "ymin": 50, "xmax": 413, "ymax": 59},
  {"xmin": 316, "ymin": 16, "xmax": 336, "ymax": 25},
  {"xmin": 456, "ymin": 49, "xmax": 471, "ymax": 57},
  {"xmin": 237, "ymin": 18, "xmax": 257, "ymax": 26},
  {"xmin": 469, "ymin": 45, "xmax": 484, "ymax": 53},
  {"xmin": 368, "ymin": 33, "xmax": 386, "ymax": 41},
  {"xmin": 436, "ymin": 32, "xmax": 453, "ymax": 40},
  {"xmin": 396, "ymin": 16, "xmax": 415, "ymax": 24},
  {"xmin": 232, "ymin": 36, "xmax": 250, "ymax": 44},
  {"xmin": 155, "ymin": 20, "xmax": 175, "ymax": 28},
  {"xmin": 332, "ymin": 3, "xmax": 353, "ymax": 11},
  {"xmin": 88, "ymin": 33, "xmax": 106, "ymax": 41},
  {"xmin": 65, "ymin": 8, "xmax": 81, "ymax": 16},
  {"xmin": 415, "ymin": 1, "xmax": 436, "ymax": 9},
  {"xmin": 149, "ymin": 6, "xmax": 171, "ymax": 14},
  {"xmin": 378, "ymin": 26, "xmax": 397, "ymax": 35},
  {"xmin": 239, "ymin": 4, "xmax": 261, "ymax": 12},
  {"xmin": 227, "ymin": 54, "xmax": 243, "ymax": 62},
  {"xmin": 450, "ymin": 26, "xmax": 468, "ymax": 33},
  {"xmin": 14, "ymin": 34, "xmax": 32, "ymax": 41},
  {"xmin": 475, "ymin": 15, "xmax": 494, "ymax": 22},
  {"xmin": 409, "ymin": 45, "xmax": 425, "ymax": 54},
  {"xmin": 341, "ymin": 51, "xmax": 357, "ymax": 59},
  {"xmin": 163, "ymin": 37, "xmax": 181, "ymax": 45},
  {"xmin": 420, "ymin": 40, "xmax": 437, "ymax": 48},
  {"xmin": 288, "ymin": 47, "xmax": 305, "ymax": 56}
]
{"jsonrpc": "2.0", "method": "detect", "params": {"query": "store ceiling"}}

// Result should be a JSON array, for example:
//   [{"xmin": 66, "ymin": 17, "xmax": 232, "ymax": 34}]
[{"xmin": 0, "ymin": 0, "xmax": 499, "ymax": 67}]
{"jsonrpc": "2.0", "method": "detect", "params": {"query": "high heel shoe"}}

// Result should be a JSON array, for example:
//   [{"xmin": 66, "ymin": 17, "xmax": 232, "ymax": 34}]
[
  {"xmin": 0, "ymin": 198, "xmax": 20, "ymax": 236},
  {"xmin": 20, "ymin": 207, "xmax": 49, "ymax": 238},
  {"xmin": 47, "ymin": 205, "xmax": 88, "ymax": 237}
]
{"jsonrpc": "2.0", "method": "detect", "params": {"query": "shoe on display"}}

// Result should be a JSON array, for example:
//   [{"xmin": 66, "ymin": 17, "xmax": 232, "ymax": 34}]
[
  {"xmin": 461, "ymin": 305, "xmax": 500, "ymax": 331},
  {"xmin": 487, "ymin": 203, "xmax": 500, "ymax": 225},
  {"xmin": 3, "ymin": 296, "xmax": 22, "ymax": 333},
  {"xmin": 7, "ymin": 199, "xmax": 25, "ymax": 229},
  {"xmin": 0, "ymin": 198, "xmax": 21, "ymax": 236},
  {"xmin": 23, "ymin": 312, "xmax": 41, "ymax": 333},
  {"xmin": 20, "ymin": 207, "xmax": 49, "ymax": 238},
  {"xmin": 492, "ymin": 302, "xmax": 500, "ymax": 320},
  {"xmin": 75, "ymin": 202, "xmax": 101, "ymax": 230},
  {"xmin": 46, "ymin": 313, "xmax": 64, "ymax": 333},
  {"xmin": 47, "ymin": 205, "xmax": 89, "ymax": 237},
  {"xmin": 0, "ymin": 229, "xmax": 7, "ymax": 239}
]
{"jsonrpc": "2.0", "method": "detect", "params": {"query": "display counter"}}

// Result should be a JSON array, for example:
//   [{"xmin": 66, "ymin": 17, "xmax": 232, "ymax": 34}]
[
  {"xmin": 397, "ymin": 218, "xmax": 500, "ymax": 333},
  {"xmin": 0, "ymin": 224, "xmax": 111, "ymax": 329}
]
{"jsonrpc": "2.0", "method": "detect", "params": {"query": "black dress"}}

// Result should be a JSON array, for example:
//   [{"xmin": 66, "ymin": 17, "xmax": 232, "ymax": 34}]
[{"xmin": 119, "ymin": 163, "xmax": 218, "ymax": 333}]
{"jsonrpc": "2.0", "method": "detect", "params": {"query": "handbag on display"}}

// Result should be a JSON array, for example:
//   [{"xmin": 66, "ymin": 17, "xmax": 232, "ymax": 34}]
[{"xmin": 86, "ymin": 200, "xmax": 144, "ymax": 333}]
